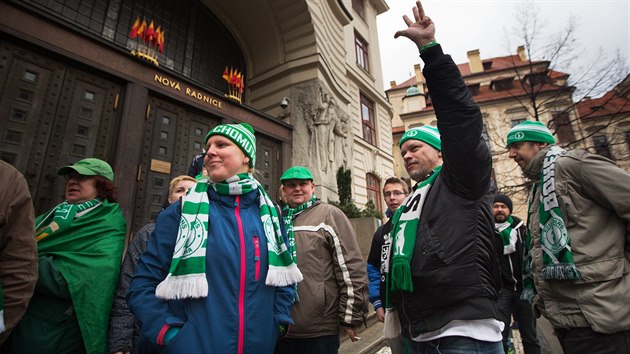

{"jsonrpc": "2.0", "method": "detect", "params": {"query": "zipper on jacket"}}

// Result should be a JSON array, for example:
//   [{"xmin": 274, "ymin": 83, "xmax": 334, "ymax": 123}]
[
  {"xmin": 234, "ymin": 195, "xmax": 245, "ymax": 354},
  {"xmin": 508, "ymin": 256, "xmax": 517, "ymax": 291},
  {"xmin": 253, "ymin": 236, "xmax": 260, "ymax": 281}
]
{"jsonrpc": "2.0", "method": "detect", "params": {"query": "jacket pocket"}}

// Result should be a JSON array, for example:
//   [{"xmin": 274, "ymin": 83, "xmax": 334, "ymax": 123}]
[
  {"xmin": 574, "ymin": 257, "xmax": 629, "ymax": 284},
  {"xmin": 419, "ymin": 223, "xmax": 449, "ymax": 269},
  {"xmin": 555, "ymin": 180, "xmax": 578, "ymax": 228},
  {"xmin": 161, "ymin": 321, "xmax": 195, "ymax": 354}
]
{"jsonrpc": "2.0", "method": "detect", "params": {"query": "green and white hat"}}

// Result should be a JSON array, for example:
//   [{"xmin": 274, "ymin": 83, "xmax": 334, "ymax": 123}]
[
  {"xmin": 506, "ymin": 121, "xmax": 556, "ymax": 146},
  {"xmin": 205, "ymin": 123, "xmax": 257, "ymax": 167},
  {"xmin": 399, "ymin": 125, "xmax": 441, "ymax": 151}
]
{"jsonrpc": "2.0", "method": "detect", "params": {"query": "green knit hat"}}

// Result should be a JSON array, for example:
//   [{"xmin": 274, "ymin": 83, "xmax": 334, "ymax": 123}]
[
  {"xmin": 399, "ymin": 126, "xmax": 441, "ymax": 151},
  {"xmin": 280, "ymin": 166, "xmax": 314, "ymax": 183},
  {"xmin": 205, "ymin": 123, "xmax": 257, "ymax": 167},
  {"xmin": 506, "ymin": 121, "xmax": 556, "ymax": 146},
  {"xmin": 58, "ymin": 158, "xmax": 115, "ymax": 181}
]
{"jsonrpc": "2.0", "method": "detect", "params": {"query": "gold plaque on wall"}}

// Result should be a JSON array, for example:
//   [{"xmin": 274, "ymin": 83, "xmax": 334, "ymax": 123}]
[{"xmin": 150, "ymin": 159, "xmax": 171, "ymax": 174}]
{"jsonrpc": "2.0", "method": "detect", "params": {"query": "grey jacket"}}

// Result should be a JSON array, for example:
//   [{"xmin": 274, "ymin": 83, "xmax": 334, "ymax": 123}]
[
  {"xmin": 108, "ymin": 223, "xmax": 154, "ymax": 353},
  {"xmin": 285, "ymin": 201, "xmax": 368, "ymax": 338},
  {"xmin": 524, "ymin": 146, "xmax": 630, "ymax": 333}
]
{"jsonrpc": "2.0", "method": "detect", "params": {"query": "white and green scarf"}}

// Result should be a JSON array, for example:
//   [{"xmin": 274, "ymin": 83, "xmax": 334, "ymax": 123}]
[
  {"xmin": 35, "ymin": 199, "xmax": 102, "ymax": 241},
  {"xmin": 282, "ymin": 194, "xmax": 317, "ymax": 301},
  {"xmin": 282, "ymin": 194, "xmax": 318, "ymax": 263},
  {"xmin": 522, "ymin": 146, "xmax": 581, "ymax": 302},
  {"xmin": 383, "ymin": 166, "xmax": 441, "ymax": 339},
  {"xmin": 496, "ymin": 216, "xmax": 521, "ymax": 255},
  {"xmin": 156, "ymin": 173, "xmax": 303, "ymax": 299}
]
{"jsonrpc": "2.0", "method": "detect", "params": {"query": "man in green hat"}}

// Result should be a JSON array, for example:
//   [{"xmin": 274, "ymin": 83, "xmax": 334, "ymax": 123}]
[
  {"xmin": 383, "ymin": 2, "xmax": 503, "ymax": 353},
  {"xmin": 506, "ymin": 120, "xmax": 630, "ymax": 353},
  {"xmin": 275, "ymin": 166, "xmax": 368, "ymax": 354}
]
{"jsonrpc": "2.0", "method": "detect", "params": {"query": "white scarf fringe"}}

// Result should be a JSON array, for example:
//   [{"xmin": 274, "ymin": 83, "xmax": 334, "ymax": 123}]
[
  {"xmin": 156, "ymin": 274, "xmax": 209, "ymax": 299},
  {"xmin": 266, "ymin": 263, "xmax": 304, "ymax": 287}
]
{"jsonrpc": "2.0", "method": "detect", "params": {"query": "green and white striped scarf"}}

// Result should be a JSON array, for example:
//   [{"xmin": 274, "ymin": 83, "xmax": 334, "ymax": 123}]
[
  {"xmin": 35, "ymin": 199, "xmax": 102, "ymax": 241},
  {"xmin": 156, "ymin": 173, "xmax": 303, "ymax": 299},
  {"xmin": 496, "ymin": 216, "xmax": 519, "ymax": 255},
  {"xmin": 383, "ymin": 166, "xmax": 441, "ymax": 339},
  {"xmin": 282, "ymin": 194, "xmax": 317, "ymax": 301},
  {"xmin": 522, "ymin": 145, "xmax": 581, "ymax": 302},
  {"xmin": 282, "ymin": 194, "xmax": 317, "ymax": 264}
]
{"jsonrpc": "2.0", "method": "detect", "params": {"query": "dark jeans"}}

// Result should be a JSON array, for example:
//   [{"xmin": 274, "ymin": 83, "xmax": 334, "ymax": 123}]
[
  {"xmin": 554, "ymin": 327, "xmax": 630, "ymax": 354},
  {"xmin": 497, "ymin": 288, "xmax": 541, "ymax": 354},
  {"xmin": 275, "ymin": 335, "xmax": 340, "ymax": 354},
  {"xmin": 407, "ymin": 336, "xmax": 503, "ymax": 354}
]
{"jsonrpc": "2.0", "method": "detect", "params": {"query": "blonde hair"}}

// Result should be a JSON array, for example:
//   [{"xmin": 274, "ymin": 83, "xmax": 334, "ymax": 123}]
[{"xmin": 168, "ymin": 175, "xmax": 196, "ymax": 196}]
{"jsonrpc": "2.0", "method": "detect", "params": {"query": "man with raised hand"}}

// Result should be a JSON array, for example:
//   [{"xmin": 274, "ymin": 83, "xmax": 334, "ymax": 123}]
[{"xmin": 384, "ymin": 2, "xmax": 503, "ymax": 353}]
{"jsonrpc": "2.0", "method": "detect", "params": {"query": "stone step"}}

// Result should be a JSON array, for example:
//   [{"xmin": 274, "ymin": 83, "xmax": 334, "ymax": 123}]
[{"xmin": 339, "ymin": 313, "xmax": 387, "ymax": 354}]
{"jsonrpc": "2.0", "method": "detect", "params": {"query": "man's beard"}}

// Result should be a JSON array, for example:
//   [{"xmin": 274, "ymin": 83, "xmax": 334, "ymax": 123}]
[
  {"xmin": 494, "ymin": 214, "xmax": 508, "ymax": 223},
  {"xmin": 409, "ymin": 164, "xmax": 432, "ymax": 182}
]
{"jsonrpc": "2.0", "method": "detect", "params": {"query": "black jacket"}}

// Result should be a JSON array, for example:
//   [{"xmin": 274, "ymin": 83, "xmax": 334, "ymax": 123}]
[
  {"xmin": 391, "ymin": 45, "xmax": 501, "ymax": 338},
  {"xmin": 367, "ymin": 218, "xmax": 393, "ymax": 308},
  {"xmin": 493, "ymin": 216, "xmax": 526, "ymax": 292}
]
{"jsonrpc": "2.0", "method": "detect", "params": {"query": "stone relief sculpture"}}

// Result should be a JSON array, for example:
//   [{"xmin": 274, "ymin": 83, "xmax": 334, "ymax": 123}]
[{"xmin": 293, "ymin": 82, "xmax": 351, "ymax": 186}]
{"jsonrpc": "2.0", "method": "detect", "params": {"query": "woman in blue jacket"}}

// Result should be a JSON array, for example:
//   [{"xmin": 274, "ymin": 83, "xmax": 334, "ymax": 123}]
[{"xmin": 128, "ymin": 123, "xmax": 303, "ymax": 354}]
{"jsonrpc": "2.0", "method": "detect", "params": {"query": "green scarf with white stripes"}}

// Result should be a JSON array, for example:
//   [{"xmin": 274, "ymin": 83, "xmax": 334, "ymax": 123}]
[
  {"xmin": 496, "ymin": 216, "xmax": 518, "ymax": 255},
  {"xmin": 522, "ymin": 145, "xmax": 581, "ymax": 302},
  {"xmin": 282, "ymin": 194, "xmax": 318, "ymax": 264},
  {"xmin": 383, "ymin": 166, "xmax": 441, "ymax": 339},
  {"xmin": 156, "ymin": 173, "xmax": 302, "ymax": 299}
]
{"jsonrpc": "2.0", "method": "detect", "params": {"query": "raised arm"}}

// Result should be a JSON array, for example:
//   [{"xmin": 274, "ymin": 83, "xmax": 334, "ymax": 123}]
[{"xmin": 395, "ymin": 0, "xmax": 491, "ymax": 199}]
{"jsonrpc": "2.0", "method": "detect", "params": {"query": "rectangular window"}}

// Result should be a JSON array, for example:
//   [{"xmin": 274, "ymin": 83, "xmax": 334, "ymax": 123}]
[
  {"xmin": 467, "ymin": 84, "xmax": 480, "ymax": 96},
  {"xmin": 366, "ymin": 173, "xmax": 382, "ymax": 213},
  {"xmin": 360, "ymin": 94, "xmax": 376, "ymax": 145},
  {"xmin": 552, "ymin": 112, "xmax": 575, "ymax": 144},
  {"xmin": 352, "ymin": 0, "xmax": 365, "ymax": 19},
  {"xmin": 22, "ymin": 70, "xmax": 38, "ymax": 83},
  {"xmin": 511, "ymin": 118, "xmax": 526, "ymax": 127},
  {"xmin": 355, "ymin": 33, "xmax": 369, "ymax": 73},
  {"xmin": 592, "ymin": 135, "xmax": 613, "ymax": 160}
]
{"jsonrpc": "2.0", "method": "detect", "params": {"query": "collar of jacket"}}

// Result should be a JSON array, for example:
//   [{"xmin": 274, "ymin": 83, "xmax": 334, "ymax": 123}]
[{"xmin": 523, "ymin": 145, "xmax": 553, "ymax": 181}]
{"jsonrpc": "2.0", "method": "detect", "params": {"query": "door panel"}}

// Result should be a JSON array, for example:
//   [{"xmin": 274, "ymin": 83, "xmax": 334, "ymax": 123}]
[
  {"xmin": 256, "ymin": 135, "xmax": 281, "ymax": 201},
  {"xmin": 131, "ymin": 96, "xmax": 221, "ymax": 231},
  {"xmin": 0, "ymin": 41, "xmax": 122, "ymax": 214}
]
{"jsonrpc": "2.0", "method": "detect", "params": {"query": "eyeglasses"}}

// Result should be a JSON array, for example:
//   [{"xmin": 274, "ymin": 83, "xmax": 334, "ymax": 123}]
[
  {"xmin": 384, "ymin": 191, "xmax": 406, "ymax": 198},
  {"xmin": 64, "ymin": 173, "xmax": 92, "ymax": 181}
]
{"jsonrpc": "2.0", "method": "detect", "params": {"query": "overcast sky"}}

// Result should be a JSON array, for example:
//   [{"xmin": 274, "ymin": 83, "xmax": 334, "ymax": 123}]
[{"xmin": 376, "ymin": 0, "xmax": 629, "ymax": 94}]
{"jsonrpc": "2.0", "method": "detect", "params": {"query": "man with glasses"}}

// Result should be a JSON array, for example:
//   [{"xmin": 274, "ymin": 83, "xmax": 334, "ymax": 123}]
[{"xmin": 367, "ymin": 177, "xmax": 409, "ymax": 354}]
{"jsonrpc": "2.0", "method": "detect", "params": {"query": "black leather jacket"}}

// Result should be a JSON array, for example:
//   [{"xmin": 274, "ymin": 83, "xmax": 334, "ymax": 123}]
[{"xmin": 391, "ymin": 45, "xmax": 501, "ymax": 338}]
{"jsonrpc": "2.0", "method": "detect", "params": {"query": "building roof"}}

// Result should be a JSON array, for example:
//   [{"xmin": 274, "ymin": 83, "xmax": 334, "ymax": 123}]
[
  {"xmin": 577, "ymin": 89, "xmax": 630, "ymax": 120},
  {"xmin": 388, "ymin": 50, "xmax": 571, "ymax": 111}
]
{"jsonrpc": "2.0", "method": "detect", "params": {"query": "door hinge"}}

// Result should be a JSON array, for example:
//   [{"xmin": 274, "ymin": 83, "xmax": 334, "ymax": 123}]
[
  {"xmin": 113, "ymin": 93, "xmax": 119, "ymax": 110},
  {"xmin": 136, "ymin": 164, "xmax": 142, "ymax": 182},
  {"xmin": 145, "ymin": 104, "xmax": 151, "ymax": 121}
]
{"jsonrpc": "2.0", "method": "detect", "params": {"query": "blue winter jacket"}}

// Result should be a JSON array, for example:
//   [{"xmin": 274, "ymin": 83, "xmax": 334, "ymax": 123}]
[{"xmin": 128, "ymin": 188, "xmax": 295, "ymax": 354}]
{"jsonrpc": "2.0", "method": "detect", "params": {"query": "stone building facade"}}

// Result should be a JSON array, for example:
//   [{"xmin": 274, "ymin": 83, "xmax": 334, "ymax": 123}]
[{"xmin": 0, "ymin": 0, "xmax": 394, "ymax": 231}]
